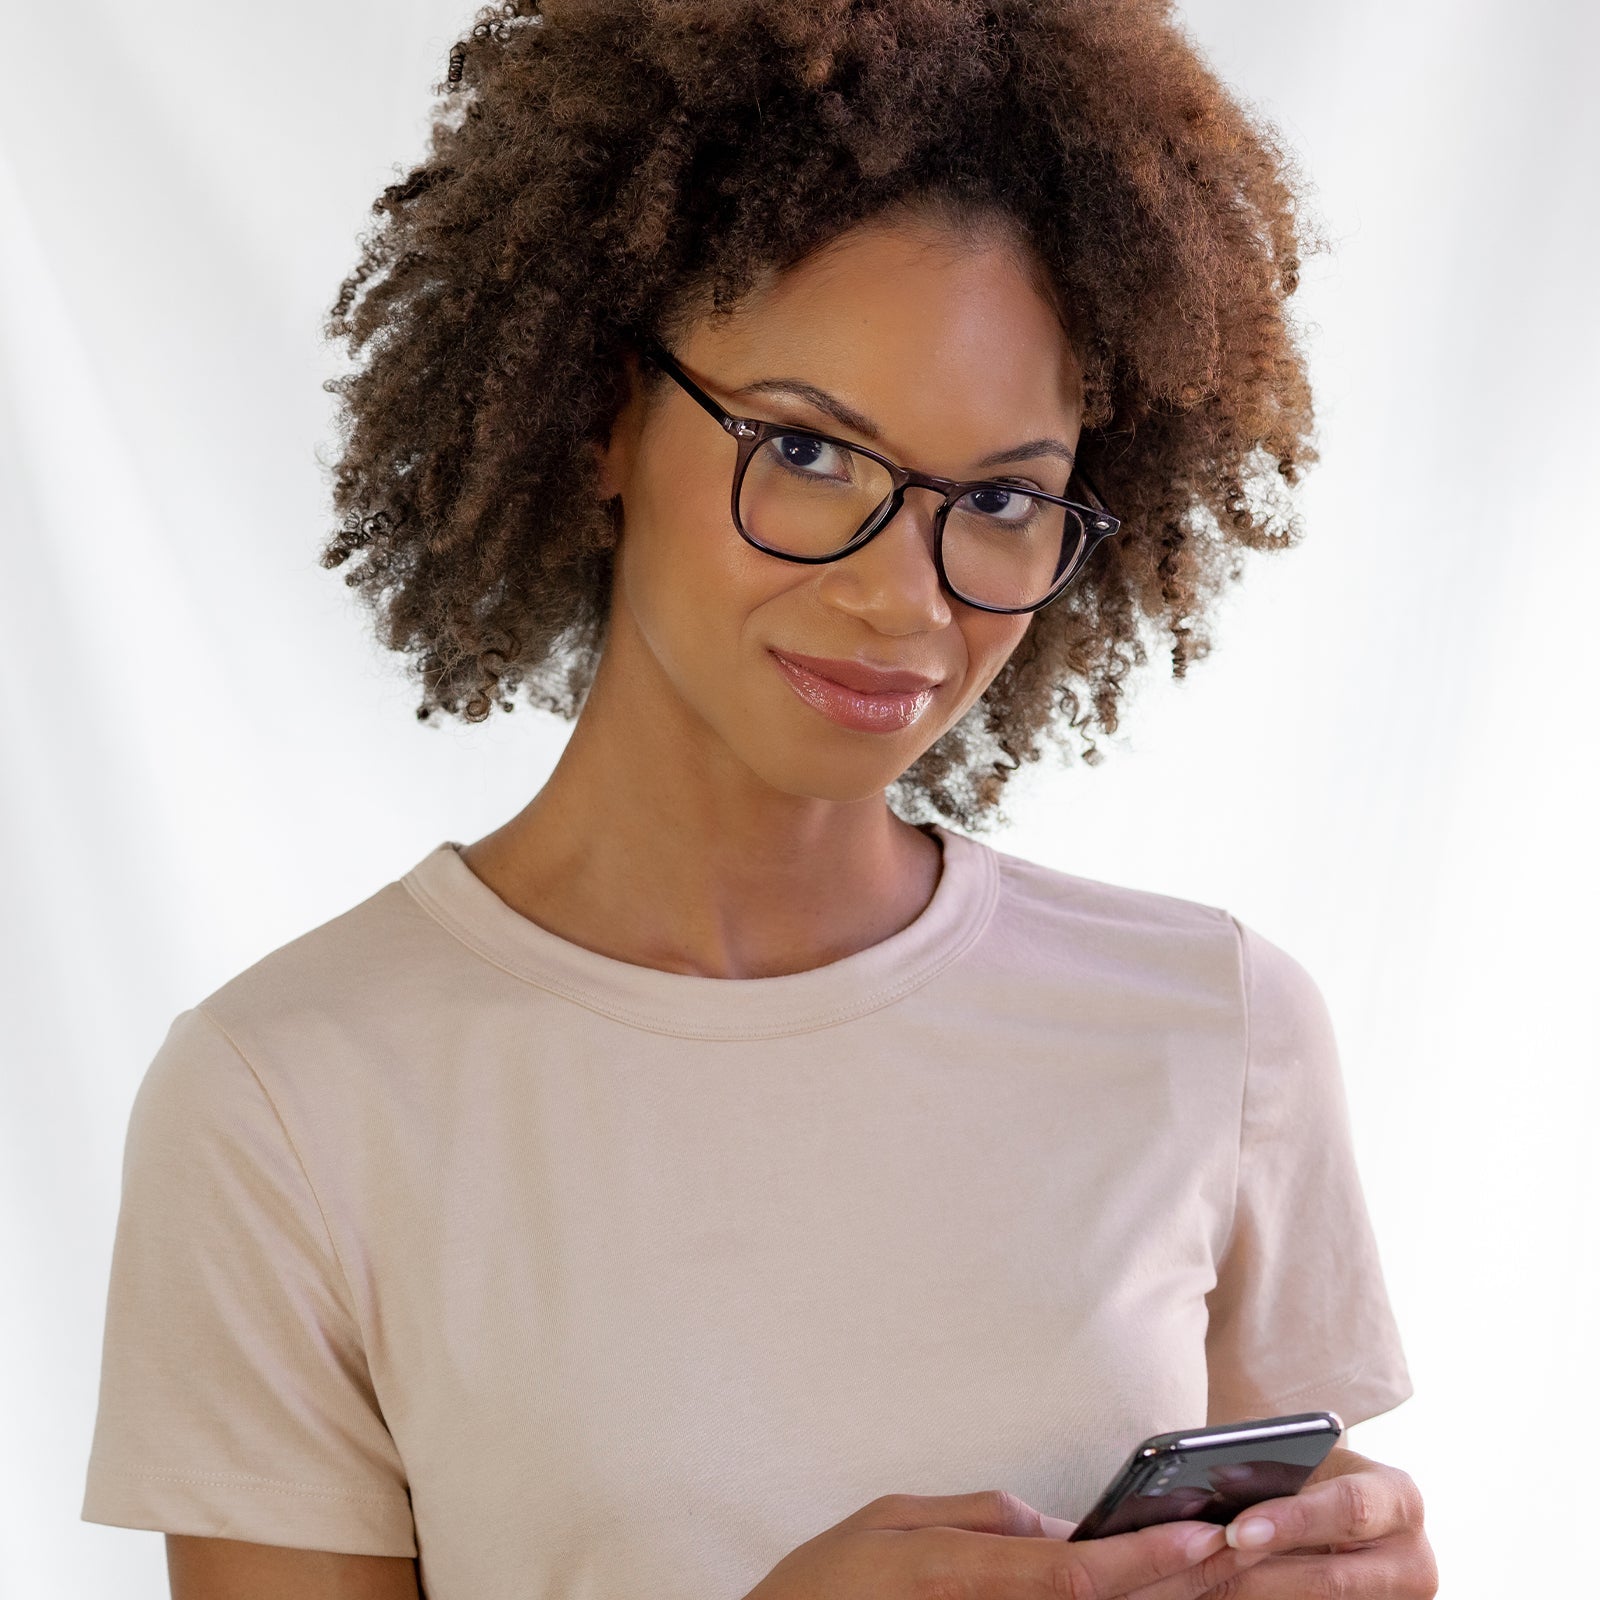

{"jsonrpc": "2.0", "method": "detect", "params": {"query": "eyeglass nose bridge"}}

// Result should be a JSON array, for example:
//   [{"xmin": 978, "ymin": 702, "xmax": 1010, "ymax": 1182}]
[
  {"xmin": 842, "ymin": 462, "xmax": 1059, "ymax": 568},
  {"xmin": 889, "ymin": 462, "xmax": 969, "ymax": 501},
  {"xmin": 842, "ymin": 458, "xmax": 1022, "ymax": 564},
  {"xmin": 853, "ymin": 471, "xmax": 958, "ymax": 547}
]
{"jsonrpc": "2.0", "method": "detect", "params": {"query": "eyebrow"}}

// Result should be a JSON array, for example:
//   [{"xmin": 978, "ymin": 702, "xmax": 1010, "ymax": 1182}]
[{"xmin": 730, "ymin": 377, "xmax": 1076, "ymax": 471}]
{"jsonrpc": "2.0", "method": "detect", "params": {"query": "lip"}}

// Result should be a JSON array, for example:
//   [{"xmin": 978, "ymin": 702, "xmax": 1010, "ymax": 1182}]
[
  {"xmin": 769, "ymin": 651, "xmax": 941, "ymax": 694},
  {"xmin": 768, "ymin": 649, "xmax": 940, "ymax": 734}
]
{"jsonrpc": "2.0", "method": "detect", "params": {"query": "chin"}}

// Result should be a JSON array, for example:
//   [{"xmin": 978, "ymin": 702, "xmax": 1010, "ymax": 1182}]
[{"xmin": 744, "ymin": 744, "xmax": 924, "ymax": 807}]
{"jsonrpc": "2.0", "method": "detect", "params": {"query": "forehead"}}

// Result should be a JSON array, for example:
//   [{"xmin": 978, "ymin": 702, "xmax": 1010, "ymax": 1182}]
[{"xmin": 684, "ymin": 220, "xmax": 1085, "ymax": 451}]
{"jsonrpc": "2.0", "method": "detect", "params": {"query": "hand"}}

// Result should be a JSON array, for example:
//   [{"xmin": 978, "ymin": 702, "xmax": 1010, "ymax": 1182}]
[
  {"xmin": 1190, "ymin": 1445, "xmax": 1438, "ymax": 1597},
  {"xmin": 740, "ymin": 1488, "xmax": 1278, "ymax": 1600}
]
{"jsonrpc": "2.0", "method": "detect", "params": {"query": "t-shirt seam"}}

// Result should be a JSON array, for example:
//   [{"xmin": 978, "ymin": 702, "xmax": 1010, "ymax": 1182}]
[
  {"xmin": 190, "ymin": 1004, "xmax": 381, "ymax": 1382},
  {"xmin": 396, "ymin": 849, "xmax": 1000, "ymax": 1039},
  {"xmin": 1256, "ymin": 1362, "xmax": 1370, "ymax": 1411},
  {"xmin": 88, "ymin": 1461, "xmax": 407, "ymax": 1505},
  {"xmin": 1222, "ymin": 911, "xmax": 1250, "ymax": 1263}
]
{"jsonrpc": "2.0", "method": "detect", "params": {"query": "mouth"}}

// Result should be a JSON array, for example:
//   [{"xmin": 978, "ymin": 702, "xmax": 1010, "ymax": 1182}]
[{"xmin": 768, "ymin": 649, "xmax": 940, "ymax": 735}]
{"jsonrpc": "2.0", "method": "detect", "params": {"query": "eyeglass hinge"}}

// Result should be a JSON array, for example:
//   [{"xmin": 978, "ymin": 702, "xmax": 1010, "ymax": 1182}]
[{"xmin": 730, "ymin": 420, "xmax": 758, "ymax": 439}]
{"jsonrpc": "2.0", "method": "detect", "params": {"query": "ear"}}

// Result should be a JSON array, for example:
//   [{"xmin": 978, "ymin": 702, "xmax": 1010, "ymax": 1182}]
[{"xmin": 591, "ymin": 350, "xmax": 643, "ymax": 502}]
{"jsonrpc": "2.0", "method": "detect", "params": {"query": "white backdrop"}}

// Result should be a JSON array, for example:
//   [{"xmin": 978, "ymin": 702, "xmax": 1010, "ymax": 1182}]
[{"xmin": 3, "ymin": 1, "xmax": 1595, "ymax": 1594}]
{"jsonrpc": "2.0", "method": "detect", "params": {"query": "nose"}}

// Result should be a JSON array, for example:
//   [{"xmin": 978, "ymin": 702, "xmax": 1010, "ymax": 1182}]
[{"xmin": 813, "ymin": 486, "xmax": 954, "ymax": 635}]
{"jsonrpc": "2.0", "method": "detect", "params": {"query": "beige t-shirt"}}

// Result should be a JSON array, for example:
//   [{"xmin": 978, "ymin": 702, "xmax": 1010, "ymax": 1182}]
[{"xmin": 81, "ymin": 825, "xmax": 1412, "ymax": 1599}]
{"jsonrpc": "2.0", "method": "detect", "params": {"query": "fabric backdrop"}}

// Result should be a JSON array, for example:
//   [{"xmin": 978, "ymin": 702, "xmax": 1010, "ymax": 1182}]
[{"xmin": 3, "ymin": 1, "xmax": 1594, "ymax": 1594}]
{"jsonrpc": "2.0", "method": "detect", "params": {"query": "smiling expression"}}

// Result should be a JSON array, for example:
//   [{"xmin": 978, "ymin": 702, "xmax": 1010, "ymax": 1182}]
[{"xmin": 590, "ymin": 211, "xmax": 1087, "ymax": 805}]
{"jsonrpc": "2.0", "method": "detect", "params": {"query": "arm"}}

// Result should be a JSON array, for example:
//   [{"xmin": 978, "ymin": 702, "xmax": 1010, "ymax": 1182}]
[{"xmin": 166, "ymin": 1535, "xmax": 421, "ymax": 1600}]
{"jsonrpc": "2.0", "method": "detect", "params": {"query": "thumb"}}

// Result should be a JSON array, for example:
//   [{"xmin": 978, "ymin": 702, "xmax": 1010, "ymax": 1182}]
[{"xmin": 1039, "ymin": 1514, "xmax": 1078, "ymax": 1539}]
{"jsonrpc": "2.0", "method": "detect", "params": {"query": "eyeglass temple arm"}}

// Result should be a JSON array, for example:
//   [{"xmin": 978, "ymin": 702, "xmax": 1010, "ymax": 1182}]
[
  {"xmin": 1069, "ymin": 462, "xmax": 1113, "ymax": 516},
  {"xmin": 633, "ymin": 333, "xmax": 744, "ymax": 434}
]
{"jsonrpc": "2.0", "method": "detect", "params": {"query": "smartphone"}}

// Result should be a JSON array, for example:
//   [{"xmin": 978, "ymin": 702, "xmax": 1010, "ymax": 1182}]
[{"xmin": 1065, "ymin": 1410, "xmax": 1343, "ymax": 1541}]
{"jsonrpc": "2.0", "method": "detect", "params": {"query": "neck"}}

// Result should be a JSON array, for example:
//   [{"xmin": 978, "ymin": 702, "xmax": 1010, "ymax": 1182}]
[{"xmin": 458, "ymin": 619, "xmax": 943, "ymax": 979}]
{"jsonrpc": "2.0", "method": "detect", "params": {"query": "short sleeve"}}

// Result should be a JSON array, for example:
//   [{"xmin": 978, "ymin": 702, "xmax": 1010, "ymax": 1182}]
[
  {"xmin": 81, "ymin": 1006, "xmax": 417, "ymax": 1556},
  {"xmin": 1204, "ymin": 918, "xmax": 1415, "ymax": 1432}
]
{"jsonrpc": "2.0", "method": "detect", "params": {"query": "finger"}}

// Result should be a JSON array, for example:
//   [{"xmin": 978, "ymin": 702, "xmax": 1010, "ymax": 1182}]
[
  {"xmin": 1222, "ymin": 1464, "xmax": 1421, "ymax": 1555},
  {"xmin": 1120, "ymin": 1540, "xmax": 1277, "ymax": 1600},
  {"xmin": 1003, "ymin": 1519, "xmax": 1262, "ymax": 1599},
  {"xmin": 1196, "ymin": 1540, "xmax": 1429, "ymax": 1597},
  {"xmin": 852, "ymin": 1488, "xmax": 1069, "ymax": 1536},
  {"xmin": 914, "ymin": 1518, "xmax": 1238, "ymax": 1599}
]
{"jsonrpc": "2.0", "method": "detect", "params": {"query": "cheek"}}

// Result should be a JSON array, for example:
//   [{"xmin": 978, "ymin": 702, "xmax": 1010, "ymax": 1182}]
[
  {"xmin": 951, "ymin": 614, "xmax": 1032, "ymax": 708},
  {"xmin": 618, "ymin": 459, "xmax": 786, "ymax": 690}
]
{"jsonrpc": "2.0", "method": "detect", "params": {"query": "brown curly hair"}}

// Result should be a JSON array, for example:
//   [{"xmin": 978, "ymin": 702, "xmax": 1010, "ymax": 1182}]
[{"xmin": 321, "ymin": 0, "xmax": 1322, "ymax": 831}]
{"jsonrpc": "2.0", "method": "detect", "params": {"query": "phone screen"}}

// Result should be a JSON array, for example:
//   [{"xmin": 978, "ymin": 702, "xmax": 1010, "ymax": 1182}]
[{"xmin": 1067, "ymin": 1412, "xmax": 1341, "ymax": 1541}]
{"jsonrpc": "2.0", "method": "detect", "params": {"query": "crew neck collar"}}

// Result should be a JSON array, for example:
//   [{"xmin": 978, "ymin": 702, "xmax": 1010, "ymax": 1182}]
[{"xmin": 398, "ymin": 823, "xmax": 998, "ymax": 1040}]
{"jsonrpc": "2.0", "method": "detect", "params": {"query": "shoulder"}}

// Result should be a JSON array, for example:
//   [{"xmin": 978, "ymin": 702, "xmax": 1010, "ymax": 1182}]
[
  {"xmin": 978, "ymin": 836, "xmax": 1238, "ymax": 981},
  {"xmin": 202, "ymin": 879, "xmax": 427, "ymax": 1013},
  {"xmin": 983, "ymin": 835, "xmax": 1231, "ymax": 937},
  {"xmin": 1226, "ymin": 914, "xmax": 1339, "ymax": 1066},
  {"xmin": 177, "ymin": 854, "xmax": 466, "ymax": 1092},
  {"xmin": 970, "ymin": 838, "xmax": 1336, "ymax": 1044}
]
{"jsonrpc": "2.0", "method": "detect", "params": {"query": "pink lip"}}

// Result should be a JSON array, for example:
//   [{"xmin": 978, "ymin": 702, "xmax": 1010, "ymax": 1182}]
[
  {"xmin": 770, "ymin": 651, "xmax": 941, "ymax": 694},
  {"xmin": 769, "ymin": 650, "xmax": 939, "ymax": 734}
]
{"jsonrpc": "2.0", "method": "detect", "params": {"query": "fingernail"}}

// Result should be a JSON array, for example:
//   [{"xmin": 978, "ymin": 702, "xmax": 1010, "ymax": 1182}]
[
  {"xmin": 1039, "ymin": 1514, "xmax": 1075, "ymax": 1539},
  {"xmin": 1226, "ymin": 1516, "xmax": 1275, "ymax": 1549},
  {"xmin": 1186, "ymin": 1525, "xmax": 1226, "ymax": 1560}
]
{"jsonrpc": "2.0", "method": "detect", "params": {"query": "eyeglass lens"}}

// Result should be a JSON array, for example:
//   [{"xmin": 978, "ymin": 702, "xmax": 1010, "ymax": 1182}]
[{"xmin": 741, "ymin": 431, "xmax": 1086, "ymax": 610}]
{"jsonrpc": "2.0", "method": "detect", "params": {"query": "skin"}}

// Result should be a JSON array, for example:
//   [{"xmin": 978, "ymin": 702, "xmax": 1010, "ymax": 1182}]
[
  {"xmin": 455, "ymin": 212, "xmax": 1438, "ymax": 1598},
  {"xmin": 164, "ymin": 1535, "xmax": 419, "ymax": 1597},
  {"xmin": 1176, "ymin": 1442, "xmax": 1439, "ymax": 1599},
  {"xmin": 460, "ymin": 213, "xmax": 1069, "ymax": 976}
]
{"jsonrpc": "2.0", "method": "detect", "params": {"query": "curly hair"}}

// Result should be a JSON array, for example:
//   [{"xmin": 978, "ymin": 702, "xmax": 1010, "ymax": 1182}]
[{"xmin": 321, "ymin": 0, "xmax": 1322, "ymax": 831}]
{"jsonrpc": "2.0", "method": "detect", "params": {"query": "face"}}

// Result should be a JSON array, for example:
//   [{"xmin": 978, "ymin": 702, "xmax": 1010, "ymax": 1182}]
[{"xmin": 592, "ymin": 212, "xmax": 1086, "ymax": 805}]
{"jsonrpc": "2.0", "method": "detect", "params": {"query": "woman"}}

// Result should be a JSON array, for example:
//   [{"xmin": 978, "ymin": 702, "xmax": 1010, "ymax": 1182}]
[{"xmin": 81, "ymin": 3, "xmax": 1437, "ymax": 1598}]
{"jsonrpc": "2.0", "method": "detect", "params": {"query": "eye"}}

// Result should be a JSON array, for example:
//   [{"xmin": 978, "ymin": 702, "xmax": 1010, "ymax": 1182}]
[
  {"xmin": 766, "ymin": 431, "xmax": 888, "ymax": 492},
  {"xmin": 959, "ymin": 483, "xmax": 1046, "ymax": 523},
  {"xmin": 770, "ymin": 432, "xmax": 856, "ymax": 481}
]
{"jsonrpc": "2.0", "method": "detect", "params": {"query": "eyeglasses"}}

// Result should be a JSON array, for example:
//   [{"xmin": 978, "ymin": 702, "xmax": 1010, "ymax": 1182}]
[{"xmin": 630, "ymin": 333, "xmax": 1122, "ymax": 615}]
